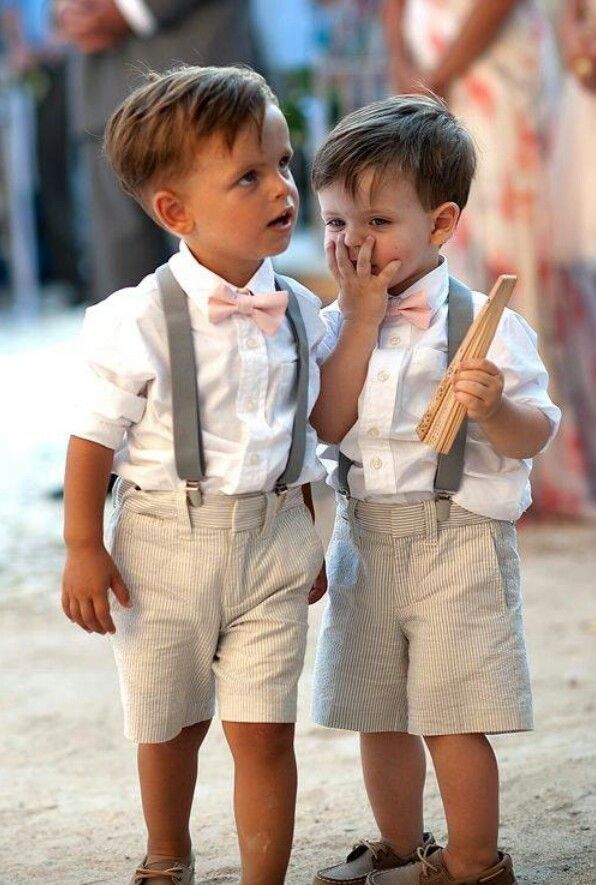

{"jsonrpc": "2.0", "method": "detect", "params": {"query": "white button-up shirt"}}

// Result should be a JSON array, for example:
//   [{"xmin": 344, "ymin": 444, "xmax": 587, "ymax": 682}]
[
  {"xmin": 318, "ymin": 260, "xmax": 561, "ymax": 521},
  {"xmin": 70, "ymin": 242, "xmax": 326, "ymax": 495}
]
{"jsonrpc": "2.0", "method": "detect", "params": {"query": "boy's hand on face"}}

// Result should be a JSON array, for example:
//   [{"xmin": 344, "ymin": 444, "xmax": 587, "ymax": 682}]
[
  {"xmin": 62, "ymin": 545, "xmax": 131, "ymax": 634},
  {"xmin": 452, "ymin": 358, "xmax": 504, "ymax": 423},
  {"xmin": 327, "ymin": 234, "xmax": 401, "ymax": 328}
]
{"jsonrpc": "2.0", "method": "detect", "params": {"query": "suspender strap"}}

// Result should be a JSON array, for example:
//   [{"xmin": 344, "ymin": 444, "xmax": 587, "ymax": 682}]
[
  {"xmin": 273, "ymin": 273, "xmax": 310, "ymax": 492},
  {"xmin": 157, "ymin": 264, "xmax": 309, "ymax": 502},
  {"xmin": 157, "ymin": 264, "xmax": 206, "ymax": 504},
  {"xmin": 337, "ymin": 275, "xmax": 474, "ymax": 511},
  {"xmin": 433, "ymin": 276, "xmax": 474, "ymax": 521},
  {"xmin": 337, "ymin": 449, "xmax": 352, "ymax": 497}
]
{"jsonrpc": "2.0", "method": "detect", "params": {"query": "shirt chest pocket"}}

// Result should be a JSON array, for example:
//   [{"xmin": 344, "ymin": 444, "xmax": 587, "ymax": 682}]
[{"xmin": 397, "ymin": 346, "xmax": 447, "ymax": 426}]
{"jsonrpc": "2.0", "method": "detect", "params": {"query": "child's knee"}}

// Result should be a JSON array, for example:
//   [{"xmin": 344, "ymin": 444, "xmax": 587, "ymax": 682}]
[{"xmin": 224, "ymin": 721, "xmax": 295, "ymax": 763}]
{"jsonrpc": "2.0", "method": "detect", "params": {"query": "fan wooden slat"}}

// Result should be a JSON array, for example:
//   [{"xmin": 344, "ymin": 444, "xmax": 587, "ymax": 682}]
[{"xmin": 416, "ymin": 275, "xmax": 517, "ymax": 454}]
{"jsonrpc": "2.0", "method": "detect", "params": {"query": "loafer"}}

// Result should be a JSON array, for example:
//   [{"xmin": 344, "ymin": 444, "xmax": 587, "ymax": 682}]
[
  {"xmin": 129, "ymin": 852, "xmax": 195, "ymax": 884},
  {"xmin": 366, "ymin": 846, "xmax": 517, "ymax": 884},
  {"xmin": 313, "ymin": 832, "xmax": 436, "ymax": 884}
]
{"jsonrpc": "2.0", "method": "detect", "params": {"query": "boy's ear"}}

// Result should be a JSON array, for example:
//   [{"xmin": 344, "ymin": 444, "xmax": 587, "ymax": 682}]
[
  {"xmin": 151, "ymin": 189, "xmax": 195, "ymax": 236},
  {"xmin": 429, "ymin": 201, "xmax": 460, "ymax": 246}
]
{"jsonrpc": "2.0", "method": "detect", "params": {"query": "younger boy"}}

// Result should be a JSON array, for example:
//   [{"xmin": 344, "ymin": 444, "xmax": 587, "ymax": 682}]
[
  {"xmin": 61, "ymin": 66, "xmax": 326, "ymax": 885},
  {"xmin": 309, "ymin": 95, "xmax": 561, "ymax": 885}
]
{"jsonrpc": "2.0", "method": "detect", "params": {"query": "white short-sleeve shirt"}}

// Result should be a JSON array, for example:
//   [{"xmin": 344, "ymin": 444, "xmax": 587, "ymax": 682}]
[
  {"xmin": 318, "ymin": 259, "xmax": 561, "ymax": 521},
  {"xmin": 70, "ymin": 242, "xmax": 326, "ymax": 495}
]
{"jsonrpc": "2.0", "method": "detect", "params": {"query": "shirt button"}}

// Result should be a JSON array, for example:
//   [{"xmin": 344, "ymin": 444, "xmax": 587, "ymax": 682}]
[
  {"xmin": 389, "ymin": 335, "xmax": 401, "ymax": 347},
  {"xmin": 248, "ymin": 454, "xmax": 260, "ymax": 466},
  {"xmin": 371, "ymin": 457, "xmax": 383, "ymax": 470},
  {"xmin": 246, "ymin": 398, "xmax": 256, "ymax": 412},
  {"xmin": 368, "ymin": 426, "xmax": 380, "ymax": 438},
  {"xmin": 247, "ymin": 338, "xmax": 259, "ymax": 349},
  {"xmin": 377, "ymin": 370, "xmax": 389, "ymax": 382}
]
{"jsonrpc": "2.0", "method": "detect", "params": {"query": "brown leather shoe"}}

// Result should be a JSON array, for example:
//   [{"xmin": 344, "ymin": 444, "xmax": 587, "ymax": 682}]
[
  {"xmin": 367, "ymin": 846, "xmax": 517, "ymax": 884},
  {"xmin": 313, "ymin": 833, "xmax": 436, "ymax": 884},
  {"xmin": 129, "ymin": 852, "xmax": 195, "ymax": 885}
]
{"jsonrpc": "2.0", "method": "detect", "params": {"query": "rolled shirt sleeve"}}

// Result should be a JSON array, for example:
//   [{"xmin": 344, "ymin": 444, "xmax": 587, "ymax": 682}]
[
  {"xmin": 70, "ymin": 296, "xmax": 154, "ymax": 451},
  {"xmin": 316, "ymin": 300, "xmax": 343, "ymax": 364},
  {"xmin": 488, "ymin": 309, "xmax": 561, "ymax": 451}
]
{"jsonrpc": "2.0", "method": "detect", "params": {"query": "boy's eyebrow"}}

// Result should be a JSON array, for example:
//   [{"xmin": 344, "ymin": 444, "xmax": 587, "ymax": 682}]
[{"xmin": 228, "ymin": 146, "xmax": 294, "ymax": 176}]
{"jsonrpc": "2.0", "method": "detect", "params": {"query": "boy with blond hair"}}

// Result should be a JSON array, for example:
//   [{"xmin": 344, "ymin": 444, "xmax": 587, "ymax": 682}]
[
  {"xmin": 309, "ymin": 95, "xmax": 560, "ymax": 885},
  {"xmin": 61, "ymin": 65, "xmax": 326, "ymax": 885}
]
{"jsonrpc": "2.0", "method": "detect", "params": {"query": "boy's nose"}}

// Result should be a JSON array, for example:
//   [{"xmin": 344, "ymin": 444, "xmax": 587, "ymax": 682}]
[
  {"xmin": 272, "ymin": 172, "xmax": 293, "ymax": 200},
  {"xmin": 343, "ymin": 229, "xmax": 362, "ymax": 254}
]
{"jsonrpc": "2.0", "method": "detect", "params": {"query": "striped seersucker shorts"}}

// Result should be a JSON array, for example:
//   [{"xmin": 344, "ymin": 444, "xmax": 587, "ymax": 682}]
[
  {"xmin": 107, "ymin": 480, "xmax": 324, "ymax": 743},
  {"xmin": 312, "ymin": 495, "xmax": 533, "ymax": 736}
]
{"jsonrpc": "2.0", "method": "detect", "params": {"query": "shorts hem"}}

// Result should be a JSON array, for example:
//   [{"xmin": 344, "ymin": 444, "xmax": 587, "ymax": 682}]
[
  {"xmin": 313, "ymin": 709, "xmax": 533, "ymax": 736},
  {"xmin": 123, "ymin": 707, "xmax": 215, "ymax": 744}
]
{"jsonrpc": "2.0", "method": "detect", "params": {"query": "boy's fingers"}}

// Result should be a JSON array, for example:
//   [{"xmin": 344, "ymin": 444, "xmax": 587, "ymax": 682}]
[
  {"xmin": 378, "ymin": 259, "xmax": 401, "ymax": 286},
  {"xmin": 111, "ymin": 572, "xmax": 131, "ymax": 608},
  {"xmin": 69, "ymin": 598, "xmax": 91, "ymax": 632},
  {"xmin": 325, "ymin": 240, "xmax": 339, "ymax": 280},
  {"xmin": 356, "ymin": 237, "xmax": 373, "ymax": 275},
  {"xmin": 460, "ymin": 358, "xmax": 499, "ymax": 374},
  {"xmin": 335, "ymin": 235, "xmax": 352, "ymax": 276},
  {"xmin": 93, "ymin": 598, "xmax": 116, "ymax": 634},
  {"xmin": 453, "ymin": 380, "xmax": 488, "ymax": 400},
  {"xmin": 80, "ymin": 598, "xmax": 106, "ymax": 634},
  {"xmin": 61, "ymin": 589, "xmax": 73, "ymax": 621},
  {"xmin": 452, "ymin": 370, "xmax": 492, "ymax": 389}
]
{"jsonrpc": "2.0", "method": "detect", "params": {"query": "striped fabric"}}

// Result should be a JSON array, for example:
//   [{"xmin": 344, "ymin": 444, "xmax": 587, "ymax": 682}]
[
  {"xmin": 312, "ymin": 496, "xmax": 533, "ymax": 736},
  {"xmin": 107, "ymin": 480, "xmax": 324, "ymax": 743}
]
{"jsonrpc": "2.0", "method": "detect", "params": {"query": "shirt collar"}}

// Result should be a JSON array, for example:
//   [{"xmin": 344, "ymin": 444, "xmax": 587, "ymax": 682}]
[
  {"xmin": 167, "ymin": 240, "xmax": 277, "ymax": 315},
  {"xmin": 392, "ymin": 256, "xmax": 449, "ymax": 321}
]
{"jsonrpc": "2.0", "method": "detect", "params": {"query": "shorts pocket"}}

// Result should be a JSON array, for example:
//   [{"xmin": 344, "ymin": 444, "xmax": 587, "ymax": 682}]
[{"xmin": 489, "ymin": 520, "xmax": 521, "ymax": 610}]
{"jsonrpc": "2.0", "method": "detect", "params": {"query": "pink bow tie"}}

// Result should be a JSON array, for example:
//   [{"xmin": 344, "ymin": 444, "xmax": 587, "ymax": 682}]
[
  {"xmin": 384, "ymin": 289, "xmax": 432, "ymax": 330},
  {"xmin": 208, "ymin": 283, "xmax": 288, "ymax": 336}
]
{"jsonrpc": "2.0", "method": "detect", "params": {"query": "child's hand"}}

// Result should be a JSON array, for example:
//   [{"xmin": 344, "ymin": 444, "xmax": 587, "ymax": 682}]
[
  {"xmin": 308, "ymin": 561, "xmax": 328, "ymax": 605},
  {"xmin": 62, "ymin": 545, "xmax": 131, "ymax": 634},
  {"xmin": 452, "ymin": 358, "xmax": 504, "ymax": 423},
  {"xmin": 326, "ymin": 234, "xmax": 401, "ymax": 328}
]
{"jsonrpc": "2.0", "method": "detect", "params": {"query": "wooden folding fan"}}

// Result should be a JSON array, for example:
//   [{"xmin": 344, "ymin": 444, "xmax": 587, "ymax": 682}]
[{"xmin": 416, "ymin": 274, "xmax": 517, "ymax": 454}]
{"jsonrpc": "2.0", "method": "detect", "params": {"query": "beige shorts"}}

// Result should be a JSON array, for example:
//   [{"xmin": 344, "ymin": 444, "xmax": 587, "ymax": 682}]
[
  {"xmin": 107, "ymin": 480, "xmax": 324, "ymax": 743},
  {"xmin": 313, "ymin": 495, "xmax": 533, "ymax": 735}
]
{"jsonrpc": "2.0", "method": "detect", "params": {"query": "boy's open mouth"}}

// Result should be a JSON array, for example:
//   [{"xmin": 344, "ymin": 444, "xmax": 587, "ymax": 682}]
[{"xmin": 268, "ymin": 208, "xmax": 294, "ymax": 229}]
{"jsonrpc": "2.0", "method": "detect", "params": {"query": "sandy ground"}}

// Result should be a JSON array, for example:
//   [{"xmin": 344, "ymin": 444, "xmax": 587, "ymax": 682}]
[{"xmin": 2, "ymin": 307, "xmax": 596, "ymax": 884}]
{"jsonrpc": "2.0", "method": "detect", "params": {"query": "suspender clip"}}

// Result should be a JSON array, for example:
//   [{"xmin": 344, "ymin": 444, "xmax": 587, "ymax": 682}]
[
  {"xmin": 274, "ymin": 482, "xmax": 288, "ymax": 497},
  {"xmin": 186, "ymin": 481, "xmax": 202, "ymax": 507},
  {"xmin": 435, "ymin": 492, "xmax": 452, "ymax": 524}
]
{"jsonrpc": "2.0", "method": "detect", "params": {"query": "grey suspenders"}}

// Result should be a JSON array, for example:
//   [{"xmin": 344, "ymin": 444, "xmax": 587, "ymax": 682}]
[
  {"xmin": 156, "ymin": 264, "xmax": 309, "ymax": 504},
  {"xmin": 433, "ymin": 277, "xmax": 474, "ymax": 521},
  {"xmin": 337, "ymin": 276, "xmax": 474, "ymax": 522}
]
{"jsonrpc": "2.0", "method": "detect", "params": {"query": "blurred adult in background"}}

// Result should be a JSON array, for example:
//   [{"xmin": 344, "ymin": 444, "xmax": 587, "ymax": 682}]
[
  {"xmin": 382, "ymin": 0, "xmax": 557, "ymax": 334},
  {"xmin": 54, "ymin": 0, "xmax": 263, "ymax": 303},
  {"xmin": 0, "ymin": 0, "xmax": 82, "ymax": 300},
  {"xmin": 536, "ymin": 0, "xmax": 596, "ymax": 516}
]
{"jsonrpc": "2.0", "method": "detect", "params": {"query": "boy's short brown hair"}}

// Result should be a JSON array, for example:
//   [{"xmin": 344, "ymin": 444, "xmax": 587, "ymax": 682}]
[
  {"xmin": 104, "ymin": 65, "xmax": 278, "ymax": 207},
  {"xmin": 311, "ymin": 94, "xmax": 476, "ymax": 210}
]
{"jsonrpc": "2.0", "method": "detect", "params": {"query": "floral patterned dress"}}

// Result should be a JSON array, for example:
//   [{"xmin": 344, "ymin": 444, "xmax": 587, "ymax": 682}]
[
  {"xmin": 401, "ymin": 0, "xmax": 595, "ymax": 516},
  {"xmin": 538, "ymin": 0, "xmax": 596, "ymax": 517},
  {"xmin": 402, "ymin": 0, "xmax": 558, "ymax": 332}
]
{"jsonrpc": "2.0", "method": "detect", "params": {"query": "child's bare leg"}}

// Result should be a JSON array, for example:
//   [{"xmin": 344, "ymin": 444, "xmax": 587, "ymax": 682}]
[
  {"xmin": 360, "ymin": 731, "xmax": 426, "ymax": 855},
  {"xmin": 223, "ymin": 722, "xmax": 297, "ymax": 885},
  {"xmin": 138, "ymin": 719, "xmax": 211, "ymax": 861},
  {"xmin": 424, "ymin": 733, "xmax": 499, "ymax": 877}
]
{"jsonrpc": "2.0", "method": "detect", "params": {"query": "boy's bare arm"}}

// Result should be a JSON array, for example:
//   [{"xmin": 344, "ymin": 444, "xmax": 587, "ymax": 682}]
[
  {"xmin": 453, "ymin": 358, "xmax": 551, "ymax": 459},
  {"xmin": 62, "ymin": 436, "xmax": 130, "ymax": 634},
  {"xmin": 310, "ymin": 235, "xmax": 400, "ymax": 444}
]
